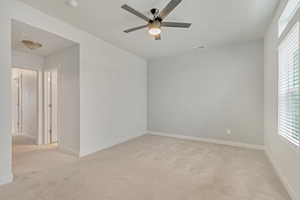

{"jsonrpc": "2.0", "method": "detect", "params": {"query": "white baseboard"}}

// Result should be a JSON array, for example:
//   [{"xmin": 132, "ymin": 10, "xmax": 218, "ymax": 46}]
[
  {"xmin": 148, "ymin": 131, "xmax": 264, "ymax": 150},
  {"xmin": 23, "ymin": 133, "xmax": 38, "ymax": 144},
  {"xmin": 58, "ymin": 145, "xmax": 79, "ymax": 157},
  {"xmin": 0, "ymin": 173, "xmax": 13, "ymax": 186},
  {"xmin": 265, "ymin": 147, "xmax": 298, "ymax": 200},
  {"xmin": 20, "ymin": 133, "xmax": 36, "ymax": 139},
  {"xmin": 11, "ymin": 132, "xmax": 22, "ymax": 136},
  {"xmin": 79, "ymin": 132, "xmax": 146, "ymax": 157},
  {"xmin": 23, "ymin": 134, "xmax": 36, "ymax": 139}
]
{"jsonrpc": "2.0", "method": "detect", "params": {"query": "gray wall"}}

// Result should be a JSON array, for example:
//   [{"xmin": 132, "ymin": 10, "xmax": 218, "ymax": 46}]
[
  {"xmin": 45, "ymin": 45, "xmax": 80, "ymax": 155},
  {"xmin": 12, "ymin": 50, "xmax": 44, "ymax": 70},
  {"xmin": 0, "ymin": 0, "xmax": 13, "ymax": 185},
  {"xmin": 148, "ymin": 41, "xmax": 264, "ymax": 145}
]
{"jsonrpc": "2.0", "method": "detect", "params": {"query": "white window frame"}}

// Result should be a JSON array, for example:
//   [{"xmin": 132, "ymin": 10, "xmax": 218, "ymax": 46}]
[
  {"xmin": 279, "ymin": 0, "xmax": 300, "ymax": 37},
  {"xmin": 278, "ymin": 0, "xmax": 300, "ymax": 149}
]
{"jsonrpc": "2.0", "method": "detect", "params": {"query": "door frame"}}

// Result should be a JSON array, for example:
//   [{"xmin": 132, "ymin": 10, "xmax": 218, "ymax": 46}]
[{"xmin": 11, "ymin": 68, "xmax": 23, "ymax": 136}]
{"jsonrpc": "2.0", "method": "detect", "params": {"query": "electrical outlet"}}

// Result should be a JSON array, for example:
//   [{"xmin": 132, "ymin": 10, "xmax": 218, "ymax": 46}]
[{"xmin": 226, "ymin": 129, "xmax": 231, "ymax": 135}]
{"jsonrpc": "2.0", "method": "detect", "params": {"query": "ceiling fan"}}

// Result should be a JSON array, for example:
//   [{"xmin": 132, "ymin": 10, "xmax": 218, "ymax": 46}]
[{"xmin": 121, "ymin": 0, "xmax": 191, "ymax": 40}]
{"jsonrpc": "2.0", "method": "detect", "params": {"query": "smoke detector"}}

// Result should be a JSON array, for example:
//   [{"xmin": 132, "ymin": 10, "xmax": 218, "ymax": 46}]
[
  {"xmin": 22, "ymin": 40, "xmax": 42, "ymax": 50},
  {"xmin": 65, "ymin": 0, "xmax": 79, "ymax": 8},
  {"xmin": 193, "ymin": 45, "xmax": 205, "ymax": 49}
]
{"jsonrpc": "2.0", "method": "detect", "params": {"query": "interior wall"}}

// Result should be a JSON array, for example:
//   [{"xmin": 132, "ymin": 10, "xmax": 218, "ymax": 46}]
[
  {"xmin": 148, "ymin": 41, "xmax": 264, "ymax": 146},
  {"xmin": 0, "ymin": 0, "xmax": 13, "ymax": 185},
  {"xmin": 264, "ymin": 0, "xmax": 300, "ymax": 199},
  {"xmin": 44, "ymin": 45, "xmax": 80, "ymax": 155},
  {"xmin": 9, "ymin": 0, "xmax": 147, "ymax": 158},
  {"xmin": 12, "ymin": 50, "xmax": 44, "ymax": 70},
  {"xmin": 80, "ymin": 39, "xmax": 147, "ymax": 157}
]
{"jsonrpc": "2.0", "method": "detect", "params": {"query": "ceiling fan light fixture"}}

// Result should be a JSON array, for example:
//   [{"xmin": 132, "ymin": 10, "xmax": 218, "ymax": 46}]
[
  {"xmin": 22, "ymin": 40, "xmax": 42, "ymax": 50},
  {"xmin": 148, "ymin": 22, "xmax": 161, "ymax": 36},
  {"xmin": 148, "ymin": 27, "xmax": 161, "ymax": 36}
]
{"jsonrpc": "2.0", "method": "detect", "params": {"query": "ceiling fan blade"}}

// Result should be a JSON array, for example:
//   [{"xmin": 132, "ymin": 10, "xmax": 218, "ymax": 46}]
[
  {"xmin": 159, "ymin": 0, "xmax": 182, "ymax": 19},
  {"xmin": 124, "ymin": 25, "xmax": 148, "ymax": 33},
  {"xmin": 121, "ymin": 4, "xmax": 150, "ymax": 22},
  {"xmin": 154, "ymin": 34, "xmax": 161, "ymax": 40},
  {"xmin": 161, "ymin": 22, "xmax": 191, "ymax": 28}
]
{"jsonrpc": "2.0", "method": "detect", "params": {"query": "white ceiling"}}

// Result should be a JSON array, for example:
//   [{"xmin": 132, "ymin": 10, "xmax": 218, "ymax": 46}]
[
  {"xmin": 18, "ymin": 0, "xmax": 279, "ymax": 59},
  {"xmin": 12, "ymin": 20, "xmax": 76, "ymax": 56}
]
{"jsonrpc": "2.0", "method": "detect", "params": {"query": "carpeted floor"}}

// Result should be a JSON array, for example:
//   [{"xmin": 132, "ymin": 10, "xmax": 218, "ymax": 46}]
[
  {"xmin": 0, "ymin": 134, "xmax": 290, "ymax": 200},
  {"xmin": 12, "ymin": 136, "xmax": 77, "ymax": 177}
]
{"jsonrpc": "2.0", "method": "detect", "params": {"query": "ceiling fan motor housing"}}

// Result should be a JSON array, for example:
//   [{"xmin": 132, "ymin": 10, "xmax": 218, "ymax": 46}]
[
  {"xmin": 150, "ymin": 8, "xmax": 163, "ymax": 23},
  {"xmin": 150, "ymin": 8, "xmax": 159, "ymax": 16}
]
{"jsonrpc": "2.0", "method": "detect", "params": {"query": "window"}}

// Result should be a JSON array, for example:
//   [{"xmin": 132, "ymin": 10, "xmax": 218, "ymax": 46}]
[
  {"xmin": 279, "ymin": 0, "xmax": 300, "ymax": 37},
  {"xmin": 278, "ymin": 23, "xmax": 300, "ymax": 146}
]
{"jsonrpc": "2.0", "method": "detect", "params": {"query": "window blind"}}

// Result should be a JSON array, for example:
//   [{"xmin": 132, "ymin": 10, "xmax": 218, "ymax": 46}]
[{"xmin": 278, "ymin": 23, "xmax": 300, "ymax": 146}]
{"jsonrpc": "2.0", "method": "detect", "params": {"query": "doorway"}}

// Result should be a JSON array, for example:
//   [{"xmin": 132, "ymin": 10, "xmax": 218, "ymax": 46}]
[
  {"xmin": 11, "ymin": 19, "xmax": 80, "ymax": 177},
  {"xmin": 11, "ymin": 68, "xmax": 38, "ymax": 142}
]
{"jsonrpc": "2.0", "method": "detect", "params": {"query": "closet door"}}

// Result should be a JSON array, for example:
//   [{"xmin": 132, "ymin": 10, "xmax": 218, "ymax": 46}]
[{"xmin": 44, "ymin": 70, "xmax": 58, "ymax": 144}]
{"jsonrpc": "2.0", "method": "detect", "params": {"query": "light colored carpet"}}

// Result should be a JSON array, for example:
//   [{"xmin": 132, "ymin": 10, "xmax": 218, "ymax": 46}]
[
  {"xmin": 0, "ymin": 134, "xmax": 290, "ymax": 200},
  {"xmin": 12, "ymin": 136, "xmax": 77, "ymax": 177}
]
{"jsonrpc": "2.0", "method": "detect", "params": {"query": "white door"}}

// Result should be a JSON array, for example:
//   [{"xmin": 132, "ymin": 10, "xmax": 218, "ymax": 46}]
[{"xmin": 44, "ymin": 70, "xmax": 58, "ymax": 144}]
